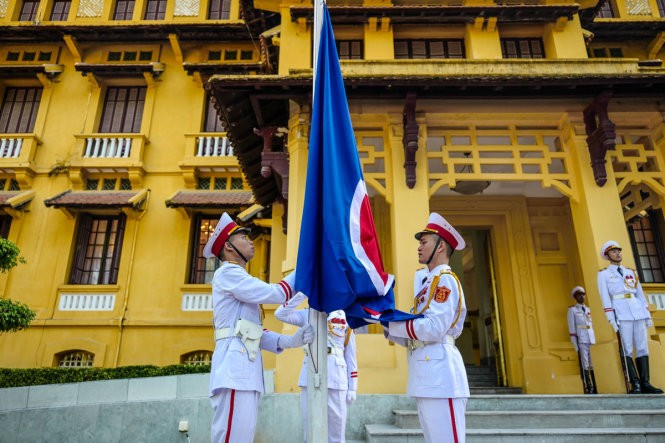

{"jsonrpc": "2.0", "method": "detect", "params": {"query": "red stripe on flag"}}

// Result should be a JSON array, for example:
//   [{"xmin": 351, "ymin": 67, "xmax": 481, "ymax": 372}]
[
  {"xmin": 448, "ymin": 398, "xmax": 459, "ymax": 443},
  {"xmin": 225, "ymin": 389, "xmax": 236, "ymax": 443}
]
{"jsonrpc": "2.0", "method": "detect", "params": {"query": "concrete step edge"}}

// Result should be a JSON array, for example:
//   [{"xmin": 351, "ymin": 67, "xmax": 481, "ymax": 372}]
[
  {"xmin": 394, "ymin": 409, "xmax": 665, "ymax": 416},
  {"xmin": 467, "ymin": 428, "xmax": 665, "ymax": 435}
]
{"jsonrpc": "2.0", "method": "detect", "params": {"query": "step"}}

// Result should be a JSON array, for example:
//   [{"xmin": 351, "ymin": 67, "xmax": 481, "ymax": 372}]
[
  {"xmin": 393, "ymin": 409, "xmax": 665, "ymax": 430},
  {"xmin": 470, "ymin": 386, "xmax": 522, "ymax": 395},
  {"xmin": 366, "ymin": 424, "xmax": 665, "ymax": 443},
  {"xmin": 466, "ymin": 394, "xmax": 665, "ymax": 411}
]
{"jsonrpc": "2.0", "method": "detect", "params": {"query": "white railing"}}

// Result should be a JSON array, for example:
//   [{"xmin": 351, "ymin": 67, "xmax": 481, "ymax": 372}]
[
  {"xmin": 58, "ymin": 293, "xmax": 116, "ymax": 311},
  {"xmin": 83, "ymin": 137, "xmax": 132, "ymax": 158},
  {"xmin": 0, "ymin": 138, "xmax": 23, "ymax": 158},
  {"xmin": 196, "ymin": 136, "xmax": 233, "ymax": 157},
  {"xmin": 648, "ymin": 293, "xmax": 665, "ymax": 310},
  {"xmin": 181, "ymin": 293, "xmax": 213, "ymax": 311}
]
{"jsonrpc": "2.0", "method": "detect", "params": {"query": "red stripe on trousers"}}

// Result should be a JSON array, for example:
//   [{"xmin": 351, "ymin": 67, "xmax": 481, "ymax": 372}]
[
  {"xmin": 225, "ymin": 389, "xmax": 236, "ymax": 443},
  {"xmin": 448, "ymin": 398, "xmax": 459, "ymax": 443}
]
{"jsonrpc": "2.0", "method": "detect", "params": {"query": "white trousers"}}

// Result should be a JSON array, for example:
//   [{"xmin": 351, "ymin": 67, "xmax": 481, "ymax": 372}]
[
  {"xmin": 579, "ymin": 343, "xmax": 593, "ymax": 370},
  {"xmin": 619, "ymin": 319, "xmax": 649, "ymax": 357},
  {"xmin": 300, "ymin": 387, "xmax": 348, "ymax": 443},
  {"xmin": 210, "ymin": 388, "xmax": 260, "ymax": 443},
  {"xmin": 416, "ymin": 397, "xmax": 467, "ymax": 443}
]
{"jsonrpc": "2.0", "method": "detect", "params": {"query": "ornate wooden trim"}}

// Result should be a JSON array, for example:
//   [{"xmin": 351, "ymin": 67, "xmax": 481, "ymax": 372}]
[
  {"xmin": 583, "ymin": 90, "xmax": 616, "ymax": 187},
  {"xmin": 402, "ymin": 92, "xmax": 419, "ymax": 189},
  {"xmin": 256, "ymin": 127, "xmax": 290, "ymax": 200}
]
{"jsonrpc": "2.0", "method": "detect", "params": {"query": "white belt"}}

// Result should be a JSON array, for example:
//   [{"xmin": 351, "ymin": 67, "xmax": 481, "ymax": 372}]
[
  {"xmin": 577, "ymin": 325, "xmax": 591, "ymax": 329},
  {"xmin": 214, "ymin": 328, "xmax": 233, "ymax": 341},
  {"xmin": 409, "ymin": 335, "xmax": 455, "ymax": 350},
  {"xmin": 612, "ymin": 293, "xmax": 633, "ymax": 300},
  {"xmin": 327, "ymin": 346, "xmax": 343, "ymax": 357}
]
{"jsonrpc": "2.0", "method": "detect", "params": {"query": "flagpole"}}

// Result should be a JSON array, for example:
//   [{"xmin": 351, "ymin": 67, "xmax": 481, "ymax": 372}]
[{"xmin": 307, "ymin": 1, "xmax": 329, "ymax": 443}]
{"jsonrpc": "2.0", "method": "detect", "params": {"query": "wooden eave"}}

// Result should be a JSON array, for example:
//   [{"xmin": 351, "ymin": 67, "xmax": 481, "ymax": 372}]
[
  {"xmin": 183, "ymin": 62, "xmax": 265, "ymax": 76},
  {"xmin": 0, "ymin": 64, "xmax": 63, "ymax": 79},
  {"xmin": 208, "ymin": 65, "xmax": 665, "ymax": 206},
  {"xmin": 0, "ymin": 24, "xmax": 257, "ymax": 44},
  {"xmin": 586, "ymin": 20, "xmax": 665, "ymax": 40},
  {"xmin": 289, "ymin": 4, "xmax": 579, "ymax": 24},
  {"xmin": 74, "ymin": 62, "xmax": 163, "ymax": 77}
]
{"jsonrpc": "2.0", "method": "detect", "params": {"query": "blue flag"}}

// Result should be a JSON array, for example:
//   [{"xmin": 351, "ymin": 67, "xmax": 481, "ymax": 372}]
[{"xmin": 295, "ymin": 5, "xmax": 421, "ymax": 329}]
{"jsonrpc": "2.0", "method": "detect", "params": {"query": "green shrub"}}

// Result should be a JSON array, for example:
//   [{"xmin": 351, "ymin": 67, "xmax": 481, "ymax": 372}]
[
  {"xmin": 0, "ymin": 298, "xmax": 36, "ymax": 333},
  {"xmin": 0, "ymin": 238, "xmax": 26, "ymax": 273},
  {"xmin": 0, "ymin": 364, "xmax": 211, "ymax": 388},
  {"xmin": 0, "ymin": 238, "xmax": 35, "ymax": 334}
]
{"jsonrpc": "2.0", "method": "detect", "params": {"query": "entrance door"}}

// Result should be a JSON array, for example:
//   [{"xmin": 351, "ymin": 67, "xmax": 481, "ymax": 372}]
[{"xmin": 450, "ymin": 229, "xmax": 507, "ymax": 387}]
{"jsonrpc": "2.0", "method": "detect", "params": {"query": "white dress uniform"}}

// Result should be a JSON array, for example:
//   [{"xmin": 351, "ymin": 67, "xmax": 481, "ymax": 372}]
[
  {"xmin": 275, "ymin": 293, "xmax": 358, "ymax": 443},
  {"xmin": 567, "ymin": 303, "xmax": 596, "ymax": 370},
  {"xmin": 209, "ymin": 261, "xmax": 295, "ymax": 443},
  {"xmin": 386, "ymin": 264, "xmax": 470, "ymax": 443},
  {"xmin": 597, "ymin": 264, "xmax": 651, "ymax": 357}
]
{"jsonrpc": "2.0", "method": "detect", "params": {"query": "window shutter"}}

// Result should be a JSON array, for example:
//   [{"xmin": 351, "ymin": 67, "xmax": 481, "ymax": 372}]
[{"xmin": 70, "ymin": 214, "xmax": 93, "ymax": 284}]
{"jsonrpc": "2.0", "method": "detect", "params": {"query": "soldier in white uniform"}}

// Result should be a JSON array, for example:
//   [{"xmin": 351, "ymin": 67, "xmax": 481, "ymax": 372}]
[
  {"xmin": 567, "ymin": 285, "xmax": 597, "ymax": 394},
  {"xmin": 597, "ymin": 240, "xmax": 662, "ymax": 394},
  {"xmin": 384, "ymin": 212, "xmax": 470, "ymax": 443},
  {"xmin": 204, "ymin": 213, "xmax": 315, "ymax": 443},
  {"xmin": 275, "ymin": 292, "xmax": 358, "ymax": 443}
]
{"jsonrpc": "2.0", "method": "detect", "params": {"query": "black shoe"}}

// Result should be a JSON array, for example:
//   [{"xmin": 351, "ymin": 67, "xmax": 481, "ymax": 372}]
[{"xmin": 636, "ymin": 356, "xmax": 664, "ymax": 394}]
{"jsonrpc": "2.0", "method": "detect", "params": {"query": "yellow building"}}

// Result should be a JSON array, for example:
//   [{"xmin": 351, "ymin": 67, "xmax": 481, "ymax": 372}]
[{"xmin": 1, "ymin": 0, "xmax": 664, "ymax": 395}]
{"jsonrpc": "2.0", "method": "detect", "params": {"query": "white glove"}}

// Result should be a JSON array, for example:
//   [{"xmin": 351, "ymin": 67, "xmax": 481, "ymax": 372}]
[
  {"xmin": 572, "ymin": 341, "xmax": 579, "ymax": 352},
  {"xmin": 346, "ymin": 390, "xmax": 356, "ymax": 405},
  {"xmin": 608, "ymin": 317, "xmax": 619, "ymax": 333},
  {"xmin": 647, "ymin": 318, "xmax": 654, "ymax": 328},
  {"xmin": 278, "ymin": 324, "xmax": 314, "ymax": 349}
]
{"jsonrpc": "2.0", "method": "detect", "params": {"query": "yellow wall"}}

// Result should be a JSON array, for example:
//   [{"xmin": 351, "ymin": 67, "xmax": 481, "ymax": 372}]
[{"xmin": 1, "ymin": 0, "xmax": 664, "ymax": 397}]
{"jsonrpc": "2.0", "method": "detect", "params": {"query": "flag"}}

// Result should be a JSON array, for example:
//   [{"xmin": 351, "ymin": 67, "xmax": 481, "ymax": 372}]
[{"xmin": 295, "ymin": 5, "xmax": 421, "ymax": 329}]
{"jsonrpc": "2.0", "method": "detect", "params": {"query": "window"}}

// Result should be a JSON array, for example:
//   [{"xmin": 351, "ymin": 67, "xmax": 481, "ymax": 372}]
[
  {"xmin": 337, "ymin": 40, "xmax": 363, "ymax": 60},
  {"xmin": 591, "ymin": 47, "xmax": 623, "ymax": 58},
  {"xmin": 394, "ymin": 39, "xmax": 465, "ymax": 59},
  {"xmin": 204, "ymin": 93, "xmax": 224, "ymax": 132},
  {"xmin": 658, "ymin": 0, "xmax": 665, "ymax": 17},
  {"xmin": 0, "ymin": 178, "xmax": 20, "ymax": 191},
  {"xmin": 208, "ymin": 0, "xmax": 230, "ymax": 19},
  {"xmin": 196, "ymin": 176, "xmax": 243, "ymax": 190},
  {"xmin": 86, "ymin": 177, "xmax": 132, "ymax": 191},
  {"xmin": 57, "ymin": 350, "xmax": 94, "ymax": 367},
  {"xmin": 19, "ymin": 0, "xmax": 39, "ymax": 21},
  {"xmin": 49, "ymin": 0, "xmax": 71, "ymax": 21},
  {"xmin": 113, "ymin": 0, "xmax": 135, "ymax": 20},
  {"xmin": 0, "ymin": 215, "xmax": 11, "ymax": 238},
  {"xmin": 70, "ymin": 214, "xmax": 126, "ymax": 285},
  {"xmin": 597, "ymin": 0, "xmax": 616, "ymax": 17},
  {"xmin": 99, "ymin": 87, "xmax": 146, "ymax": 133},
  {"xmin": 501, "ymin": 38, "xmax": 545, "ymax": 59},
  {"xmin": 0, "ymin": 88, "xmax": 42, "ymax": 133},
  {"xmin": 628, "ymin": 211, "xmax": 665, "ymax": 283},
  {"xmin": 144, "ymin": 0, "xmax": 166, "ymax": 20},
  {"xmin": 190, "ymin": 214, "xmax": 221, "ymax": 284},
  {"xmin": 182, "ymin": 351, "xmax": 212, "ymax": 365}
]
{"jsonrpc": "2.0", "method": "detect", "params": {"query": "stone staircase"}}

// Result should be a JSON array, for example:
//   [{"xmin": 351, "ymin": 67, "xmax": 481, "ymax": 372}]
[{"xmin": 362, "ymin": 365, "xmax": 665, "ymax": 442}]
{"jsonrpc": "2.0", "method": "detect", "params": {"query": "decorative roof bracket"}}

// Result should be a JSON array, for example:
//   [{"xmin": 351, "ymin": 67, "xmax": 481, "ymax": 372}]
[
  {"xmin": 583, "ymin": 90, "xmax": 615, "ymax": 187},
  {"xmin": 402, "ymin": 91, "xmax": 419, "ymax": 189},
  {"xmin": 257, "ymin": 127, "xmax": 289, "ymax": 200}
]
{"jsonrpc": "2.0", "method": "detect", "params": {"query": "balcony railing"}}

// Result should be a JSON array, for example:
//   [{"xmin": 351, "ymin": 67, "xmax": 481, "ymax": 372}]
[
  {"xmin": 83, "ymin": 137, "xmax": 132, "ymax": 158},
  {"xmin": 196, "ymin": 135, "xmax": 234, "ymax": 157},
  {"xmin": 0, "ymin": 134, "xmax": 42, "ymax": 166},
  {"xmin": 72, "ymin": 133, "xmax": 148, "ymax": 167},
  {"xmin": 179, "ymin": 133, "xmax": 239, "ymax": 186}
]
